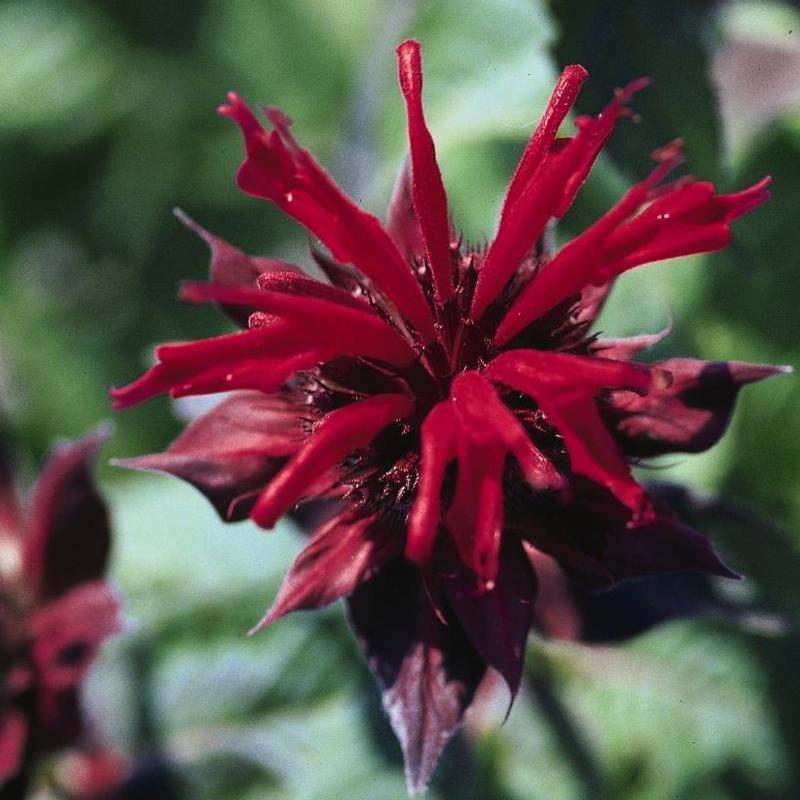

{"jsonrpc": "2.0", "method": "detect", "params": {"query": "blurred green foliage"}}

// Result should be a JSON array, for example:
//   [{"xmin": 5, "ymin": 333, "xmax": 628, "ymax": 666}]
[{"xmin": 1, "ymin": 0, "xmax": 799, "ymax": 798}]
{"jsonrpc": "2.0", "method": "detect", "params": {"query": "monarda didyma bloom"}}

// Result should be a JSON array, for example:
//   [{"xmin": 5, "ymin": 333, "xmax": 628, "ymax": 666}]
[
  {"xmin": 0, "ymin": 430, "xmax": 120, "ymax": 794},
  {"xmin": 112, "ymin": 40, "xmax": 785, "ymax": 791}
]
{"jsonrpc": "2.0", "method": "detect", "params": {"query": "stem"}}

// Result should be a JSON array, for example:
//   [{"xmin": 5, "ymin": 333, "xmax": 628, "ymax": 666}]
[{"xmin": 527, "ymin": 673, "xmax": 605, "ymax": 800}]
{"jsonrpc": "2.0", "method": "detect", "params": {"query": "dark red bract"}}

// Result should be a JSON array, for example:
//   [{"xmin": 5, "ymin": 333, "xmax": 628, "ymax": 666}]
[
  {"xmin": 111, "ymin": 40, "xmax": 784, "ymax": 791},
  {"xmin": 0, "ymin": 430, "xmax": 120, "ymax": 792}
]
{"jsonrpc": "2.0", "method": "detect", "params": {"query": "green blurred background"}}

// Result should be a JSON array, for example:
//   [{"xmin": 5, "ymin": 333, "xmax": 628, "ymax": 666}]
[{"xmin": 1, "ymin": 0, "xmax": 799, "ymax": 797}]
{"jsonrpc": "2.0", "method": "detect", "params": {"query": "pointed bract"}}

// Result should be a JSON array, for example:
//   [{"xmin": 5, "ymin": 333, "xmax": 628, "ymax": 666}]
[
  {"xmin": 114, "ymin": 392, "xmax": 307, "ymax": 520},
  {"xmin": 26, "ymin": 428, "xmax": 111, "ymax": 603},
  {"xmin": 443, "ymin": 537, "xmax": 537, "ymax": 698},
  {"xmin": 174, "ymin": 208, "xmax": 302, "ymax": 327},
  {"xmin": 252, "ymin": 512, "xmax": 401, "ymax": 631},
  {"xmin": 347, "ymin": 561, "xmax": 485, "ymax": 794},
  {"xmin": 607, "ymin": 359, "xmax": 789, "ymax": 456}
]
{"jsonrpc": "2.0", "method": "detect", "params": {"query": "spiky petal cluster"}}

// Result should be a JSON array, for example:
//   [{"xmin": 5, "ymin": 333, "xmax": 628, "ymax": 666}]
[
  {"xmin": 0, "ymin": 431, "xmax": 120, "ymax": 791},
  {"xmin": 111, "ymin": 40, "xmax": 782, "ymax": 791}
]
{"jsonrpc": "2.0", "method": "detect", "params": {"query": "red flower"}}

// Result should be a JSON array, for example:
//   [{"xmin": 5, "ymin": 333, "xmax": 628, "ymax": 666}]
[
  {"xmin": 0, "ymin": 430, "xmax": 120, "ymax": 792},
  {"xmin": 111, "ymin": 41, "xmax": 785, "ymax": 791}
]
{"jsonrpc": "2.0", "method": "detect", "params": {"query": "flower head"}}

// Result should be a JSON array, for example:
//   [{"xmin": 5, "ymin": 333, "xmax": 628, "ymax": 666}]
[
  {"xmin": 111, "ymin": 40, "xmax": 783, "ymax": 791},
  {"xmin": 0, "ymin": 429, "xmax": 120, "ymax": 789}
]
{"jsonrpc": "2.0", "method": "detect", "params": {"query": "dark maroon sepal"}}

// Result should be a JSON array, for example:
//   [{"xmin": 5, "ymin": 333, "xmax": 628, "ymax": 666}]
[
  {"xmin": 112, "ymin": 392, "xmax": 306, "ymax": 521},
  {"xmin": 251, "ymin": 512, "xmax": 402, "ymax": 632},
  {"xmin": 347, "ymin": 560, "xmax": 485, "ymax": 794},
  {"xmin": 593, "ymin": 320, "xmax": 672, "ymax": 361},
  {"xmin": 573, "ymin": 280, "xmax": 614, "ymax": 327},
  {"xmin": 598, "ymin": 517, "xmax": 741, "ymax": 581},
  {"xmin": 607, "ymin": 358, "xmax": 790, "ymax": 457},
  {"xmin": 174, "ymin": 209, "xmax": 302, "ymax": 327},
  {"xmin": 519, "ymin": 519, "xmax": 616, "ymax": 590},
  {"xmin": 25, "ymin": 428, "xmax": 111, "ymax": 603},
  {"xmin": 441, "ymin": 537, "xmax": 536, "ymax": 699}
]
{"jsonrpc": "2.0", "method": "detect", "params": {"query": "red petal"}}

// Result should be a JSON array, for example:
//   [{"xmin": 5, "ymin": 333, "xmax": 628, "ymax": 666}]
[
  {"xmin": 471, "ymin": 78, "xmax": 648, "ymax": 320},
  {"xmin": 25, "ymin": 429, "xmax": 111, "ymax": 603},
  {"xmin": 396, "ymin": 40, "xmax": 454, "ymax": 303},
  {"xmin": 114, "ymin": 392, "xmax": 308, "ymax": 520},
  {"xmin": 110, "ymin": 280, "xmax": 417, "ymax": 409},
  {"xmin": 179, "ymin": 282, "xmax": 416, "ymax": 367},
  {"xmin": 219, "ymin": 93, "xmax": 437, "ymax": 342},
  {"xmin": 495, "ymin": 146, "xmax": 682, "ymax": 345},
  {"xmin": 406, "ymin": 401, "xmax": 457, "ymax": 565},
  {"xmin": 600, "ymin": 177, "xmax": 770, "ymax": 276},
  {"xmin": 499, "ymin": 64, "xmax": 588, "ymax": 225},
  {"xmin": 486, "ymin": 350, "xmax": 653, "ymax": 519},
  {"xmin": 255, "ymin": 269, "xmax": 370, "ymax": 311},
  {"xmin": 446, "ymin": 438, "xmax": 506, "ymax": 586},
  {"xmin": 449, "ymin": 371, "xmax": 561, "ymax": 491},
  {"xmin": 606, "ymin": 358, "xmax": 790, "ymax": 457},
  {"xmin": 251, "ymin": 393, "xmax": 414, "ymax": 527},
  {"xmin": 174, "ymin": 209, "xmax": 302, "ymax": 327},
  {"xmin": 407, "ymin": 372, "xmax": 561, "ymax": 584},
  {"xmin": 251, "ymin": 511, "xmax": 401, "ymax": 631},
  {"xmin": 110, "ymin": 324, "xmax": 308, "ymax": 409}
]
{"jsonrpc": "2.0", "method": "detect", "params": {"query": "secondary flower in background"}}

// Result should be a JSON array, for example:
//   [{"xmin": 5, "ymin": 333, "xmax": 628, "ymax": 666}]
[
  {"xmin": 0, "ymin": 430, "xmax": 120, "ymax": 793},
  {"xmin": 111, "ymin": 40, "xmax": 784, "ymax": 791}
]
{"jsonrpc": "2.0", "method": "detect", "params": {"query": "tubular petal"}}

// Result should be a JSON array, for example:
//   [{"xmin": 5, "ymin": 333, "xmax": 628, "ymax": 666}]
[
  {"xmin": 600, "ymin": 177, "xmax": 771, "ymax": 276},
  {"xmin": 449, "ymin": 371, "xmax": 561, "ymax": 491},
  {"xmin": 396, "ymin": 40, "xmax": 454, "ymax": 303},
  {"xmin": 497, "ymin": 174, "xmax": 768, "ymax": 346},
  {"xmin": 255, "ymin": 270, "xmax": 370, "ymax": 310},
  {"xmin": 406, "ymin": 401, "xmax": 457, "ymax": 565},
  {"xmin": 486, "ymin": 350, "xmax": 654, "ymax": 519},
  {"xmin": 179, "ymin": 281, "xmax": 416, "ymax": 367},
  {"xmin": 219, "ymin": 93, "xmax": 437, "ymax": 342},
  {"xmin": 495, "ymin": 146, "xmax": 683, "ymax": 345},
  {"xmin": 446, "ymin": 440, "xmax": 506, "ymax": 586},
  {"xmin": 471, "ymin": 78, "xmax": 648, "ymax": 320},
  {"xmin": 252, "ymin": 393, "xmax": 414, "ymax": 527},
  {"xmin": 110, "ymin": 325, "xmax": 308, "ymax": 409},
  {"xmin": 407, "ymin": 371, "xmax": 561, "ymax": 584},
  {"xmin": 499, "ymin": 64, "xmax": 589, "ymax": 224}
]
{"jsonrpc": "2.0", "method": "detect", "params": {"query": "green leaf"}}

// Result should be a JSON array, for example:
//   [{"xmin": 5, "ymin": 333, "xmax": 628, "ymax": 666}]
[
  {"xmin": 549, "ymin": 0, "xmax": 724, "ymax": 183},
  {"xmin": 0, "ymin": 1, "xmax": 131, "ymax": 147},
  {"xmin": 522, "ymin": 620, "xmax": 790, "ymax": 800}
]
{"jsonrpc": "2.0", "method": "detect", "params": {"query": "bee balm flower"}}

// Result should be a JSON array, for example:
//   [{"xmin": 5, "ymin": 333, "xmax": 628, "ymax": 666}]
[
  {"xmin": 111, "ymin": 40, "xmax": 783, "ymax": 791},
  {"xmin": 0, "ymin": 430, "xmax": 120, "ymax": 790}
]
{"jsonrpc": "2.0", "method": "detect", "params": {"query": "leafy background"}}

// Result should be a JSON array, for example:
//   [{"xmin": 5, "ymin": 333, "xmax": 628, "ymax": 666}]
[{"xmin": 1, "ymin": 0, "xmax": 799, "ymax": 797}]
